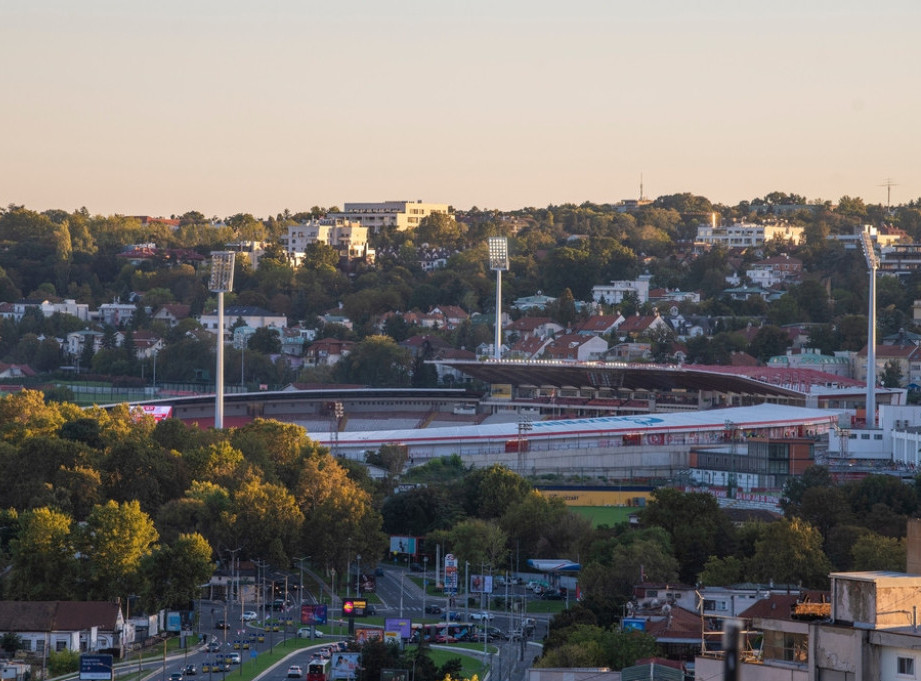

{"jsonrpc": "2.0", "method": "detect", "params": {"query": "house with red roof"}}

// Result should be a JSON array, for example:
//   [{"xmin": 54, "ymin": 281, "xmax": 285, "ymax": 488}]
[
  {"xmin": 153, "ymin": 303, "xmax": 191, "ymax": 328},
  {"xmin": 575, "ymin": 314, "xmax": 624, "ymax": 337},
  {"xmin": 505, "ymin": 317, "xmax": 564, "ymax": 340},
  {"xmin": 304, "ymin": 338, "xmax": 354, "ymax": 367},
  {"xmin": 541, "ymin": 334, "xmax": 608, "ymax": 361},
  {"xmin": 617, "ymin": 312, "xmax": 670, "ymax": 338}
]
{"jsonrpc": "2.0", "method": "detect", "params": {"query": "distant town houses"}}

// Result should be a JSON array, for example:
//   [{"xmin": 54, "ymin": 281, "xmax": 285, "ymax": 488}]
[{"xmin": 198, "ymin": 306, "xmax": 287, "ymax": 336}]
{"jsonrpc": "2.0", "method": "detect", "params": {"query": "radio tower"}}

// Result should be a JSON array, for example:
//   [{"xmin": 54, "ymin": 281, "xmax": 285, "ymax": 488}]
[{"xmin": 879, "ymin": 178, "xmax": 898, "ymax": 213}]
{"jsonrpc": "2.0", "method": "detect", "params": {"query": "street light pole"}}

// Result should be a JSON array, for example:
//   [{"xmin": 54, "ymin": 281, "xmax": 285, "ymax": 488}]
[{"xmin": 356, "ymin": 554, "xmax": 362, "ymax": 599}]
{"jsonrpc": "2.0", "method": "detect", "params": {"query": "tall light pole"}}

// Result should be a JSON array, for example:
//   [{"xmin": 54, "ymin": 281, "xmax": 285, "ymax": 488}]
[
  {"xmin": 209, "ymin": 252, "xmax": 235, "ymax": 429},
  {"xmin": 488, "ymin": 237, "xmax": 509, "ymax": 361},
  {"xmin": 356, "ymin": 554, "xmax": 362, "ymax": 599}
]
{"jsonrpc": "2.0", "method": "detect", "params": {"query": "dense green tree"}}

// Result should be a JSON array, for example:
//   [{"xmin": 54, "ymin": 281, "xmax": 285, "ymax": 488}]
[
  {"xmin": 8, "ymin": 507, "xmax": 78, "ymax": 599},
  {"xmin": 334, "ymin": 335, "xmax": 412, "ymax": 387},
  {"xmin": 642, "ymin": 488, "xmax": 734, "ymax": 583},
  {"xmin": 851, "ymin": 532, "xmax": 906, "ymax": 572},
  {"xmin": 141, "ymin": 532, "xmax": 214, "ymax": 611},
  {"xmin": 749, "ymin": 518, "xmax": 831, "ymax": 588}
]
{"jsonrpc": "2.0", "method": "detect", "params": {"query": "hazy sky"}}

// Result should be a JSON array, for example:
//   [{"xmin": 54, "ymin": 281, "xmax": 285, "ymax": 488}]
[{"xmin": 2, "ymin": 1, "xmax": 920, "ymax": 218}]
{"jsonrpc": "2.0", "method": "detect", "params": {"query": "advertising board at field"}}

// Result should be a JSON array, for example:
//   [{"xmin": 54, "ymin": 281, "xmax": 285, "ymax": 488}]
[
  {"xmin": 166, "ymin": 611, "xmax": 181, "ymax": 632},
  {"xmin": 131, "ymin": 405, "xmax": 173, "ymax": 422},
  {"xmin": 352, "ymin": 629, "xmax": 382, "ymax": 645},
  {"xmin": 443, "ymin": 553, "xmax": 458, "ymax": 594},
  {"xmin": 389, "ymin": 536, "xmax": 417, "ymax": 555},
  {"xmin": 79, "ymin": 655, "xmax": 113, "ymax": 681}
]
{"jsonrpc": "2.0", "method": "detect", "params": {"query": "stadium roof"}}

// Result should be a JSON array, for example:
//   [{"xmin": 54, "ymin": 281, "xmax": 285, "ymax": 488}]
[{"xmin": 433, "ymin": 359, "xmax": 864, "ymax": 397}]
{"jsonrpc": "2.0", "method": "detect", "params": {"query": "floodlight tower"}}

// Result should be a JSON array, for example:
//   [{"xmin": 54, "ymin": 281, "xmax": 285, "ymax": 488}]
[
  {"xmin": 859, "ymin": 231, "xmax": 879, "ymax": 427},
  {"xmin": 488, "ymin": 237, "xmax": 509, "ymax": 361},
  {"xmin": 209, "ymin": 251, "xmax": 236, "ymax": 429}
]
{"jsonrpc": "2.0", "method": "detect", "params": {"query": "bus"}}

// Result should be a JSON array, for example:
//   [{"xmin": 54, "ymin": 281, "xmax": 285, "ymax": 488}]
[
  {"xmin": 412, "ymin": 622, "xmax": 477, "ymax": 644},
  {"xmin": 307, "ymin": 658, "xmax": 330, "ymax": 681}
]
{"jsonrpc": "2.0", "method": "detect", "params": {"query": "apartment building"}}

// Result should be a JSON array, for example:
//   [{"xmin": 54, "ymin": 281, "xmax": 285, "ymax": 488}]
[{"xmin": 329, "ymin": 201, "xmax": 450, "ymax": 232}]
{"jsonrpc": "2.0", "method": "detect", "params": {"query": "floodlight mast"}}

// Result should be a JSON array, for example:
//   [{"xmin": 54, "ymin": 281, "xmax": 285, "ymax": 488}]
[
  {"xmin": 209, "ymin": 252, "xmax": 236, "ymax": 429},
  {"xmin": 860, "ymin": 231, "xmax": 879, "ymax": 428},
  {"xmin": 488, "ymin": 237, "xmax": 509, "ymax": 361}
]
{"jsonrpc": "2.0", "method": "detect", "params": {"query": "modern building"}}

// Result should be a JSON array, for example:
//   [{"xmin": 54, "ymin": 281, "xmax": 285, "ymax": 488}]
[
  {"xmin": 695, "ymin": 222, "xmax": 804, "ymax": 248},
  {"xmin": 198, "ymin": 306, "xmax": 287, "ymax": 336},
  {"xmin": 591, "ymin": 276, "xmax": 652, "ymax": 305},
  {"xmin": 328, "ymin": 201, "xmax": 450, "ymax": 233},
  {"xmin": 284, "ymin": 218, "xmax": 373, "ymax": 265}
]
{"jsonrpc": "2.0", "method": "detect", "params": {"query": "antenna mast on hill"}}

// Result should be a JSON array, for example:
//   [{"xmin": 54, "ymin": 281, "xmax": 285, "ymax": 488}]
[
  {"xmin": 879, "ymin": 178, "xmax": 898, "ymax": 213},
  {"xmin": 639, "ymin": 173, "xmax": 646, "ymax": 201}
]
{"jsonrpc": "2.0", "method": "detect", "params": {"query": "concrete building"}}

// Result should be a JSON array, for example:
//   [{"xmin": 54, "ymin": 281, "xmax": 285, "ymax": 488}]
[
  {"xmin": 591, "ymin": 277, "xmax": 651, "ymax": 305},
  {"xmin": 695, "ymin": 222, "xmax": 805, "ymax": 248},
  {"xmin": 284, "ymin": 218, "xmax": 373, "ymax": 265},
  {"xmin": 198, "ymin": 306, "xmax": 287, "ymax": 336},
  {"xmin": 329, "ymin": 201, "xmax": 450, "ymax": 233}
]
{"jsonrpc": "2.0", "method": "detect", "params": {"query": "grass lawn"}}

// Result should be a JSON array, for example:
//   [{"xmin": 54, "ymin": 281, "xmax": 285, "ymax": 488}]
[
  {"xmin": 413, "ymin": 645, "xmax": 489, "ymax": 679},
  {"xmin": 569, "ymin": 505, "xmax": 634, "ymax": 528}
]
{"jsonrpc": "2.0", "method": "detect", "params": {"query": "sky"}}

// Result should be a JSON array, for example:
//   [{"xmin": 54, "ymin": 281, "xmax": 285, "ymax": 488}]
[{"xmin": 2, "ymin": 0, "xmax": 920, "ymax": 218}]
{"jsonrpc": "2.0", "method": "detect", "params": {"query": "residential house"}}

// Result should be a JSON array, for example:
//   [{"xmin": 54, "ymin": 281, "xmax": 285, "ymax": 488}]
[
  {"xmin": 617, "ymin": 312, "xmax": 670, "ymax": 339},
  {"xmin": 152, "ymin": 303, "xmax": 191, "ymax": 328},
  {"xmin": 606, "ymin": 342, "xmax": 651, "ymax": 362},
  {"xmin": 304, "ymin": 338, "xmax": 354, "ymax": 367},
  {"xmin": 508, "ymin": 336, "xmax": 552, "ymax": 360},
  {"xmin": 129, "ymin": 331, "xmax": 164, "ymax": 360},
  {"xmin": 505, "ymin": 317, "xmax": 563, "ymax": 341},
  {"xmin": 695, "ymin": 221, "xmax": 805, "ymax": 248},
  {"xmin": 541, "ymin": 334, "xmax": 608, "ymax": 361},
  {"xmin": 575, "ymin": 315, "xmax": 624, "ymax": 337},
  {"xmin": 430, "ymin": 305, "xmax": 469, "ymax": 329},
  {"xmin": 0, "ymin": 363, "xmax": 35, "ymax": 379},
  {"xmin": 0, "ymin": 600, "xmax": 124, "ymax": 654},
  {"xmin": 591, "ymin": 276, "xmax": 652, "ymax": 305},
  {"xmin": 512, "ymin": 292, "xmax": 557, "ymax": 311},
  {"xmin": 400, "ymin": 335, "xmax": 454, "ymax": 359},
  {"xmin": 96, "ymin": 302, "xmax": 138, "ymax": 327},
  {"xmin": 721, "ymin": 284, "xmax": 784, "ymax": 302},
  {"xmin": 198, "ymin": 306, "xmax": 287, "ymax": 336},
  {"xmin": 284, "ymin": 218, "xmax": 373, "ymax": 266},
  {"xmin": 855, "ymin": 343, "xmax": 921, "ymax": 388},
  {"xmin": 746, "ymin": 254, "xmax": 803, "ymax": 288}
]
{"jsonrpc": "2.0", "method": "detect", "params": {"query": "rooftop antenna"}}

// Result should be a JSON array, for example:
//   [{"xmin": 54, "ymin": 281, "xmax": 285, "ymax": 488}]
[{"xmin": 879, "ymin": 178, "xmax": 898, "ymax": 213}]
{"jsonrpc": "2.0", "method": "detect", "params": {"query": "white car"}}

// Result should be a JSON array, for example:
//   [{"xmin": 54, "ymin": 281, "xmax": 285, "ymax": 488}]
[
  {"xmin": 287, "ymin": 666, "xmax": 303, "ymax": 679},
  {"xmin": 469, "ymin": 611, "xmax": 493, "ymax": 622},
  {"xmin": 297, "ymin": 627, "xmax": 325, "ymax": 638},
  {"xmin": 241, "ymin": 611, "xmax": 258, "ymax": 621}
]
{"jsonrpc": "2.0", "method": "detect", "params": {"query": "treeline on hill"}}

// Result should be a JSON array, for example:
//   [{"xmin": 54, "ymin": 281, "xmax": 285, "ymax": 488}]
[
  {"xmin": 4, "ymin": 194, "xmax": 921, "ymax": 387},
  {"xmin": 0, "ymin": 388, "xmax": 916, "ymax": 669}
]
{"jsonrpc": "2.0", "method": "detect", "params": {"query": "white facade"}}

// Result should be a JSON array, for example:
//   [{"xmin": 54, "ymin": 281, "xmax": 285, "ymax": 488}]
[
  {"xmin": 285, "ymin": 219, "xmax": 371, "ymax": 265},
  {"xmin": 592, "ymin": 277, "xmax": 651, "ymax": 305},
  {"xmin": 696, "ymin": 222, "xmax": 804, "ymax": 248},
  {"xmin": 329, "ymin": 201, "xmax": 450, "ymax": 232},
  {"xmin": 199, "ymin": 306, "xmax": 287, "ymax": 335}
]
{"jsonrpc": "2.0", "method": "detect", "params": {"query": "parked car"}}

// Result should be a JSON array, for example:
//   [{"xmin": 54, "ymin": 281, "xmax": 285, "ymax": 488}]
[
  {"xmin": 469, "ymin": 611, "xmax": 494, "ymax": 622},
  {"xmin": 241, "ymin": 610, "xmax": 258, "ymax": 621},
  {"xmin": 424, "ymin": 604, "xmax": 442, "ymax": 614},
  {"xmin": 297, "ymin": 627, "xmax": 325, "ymax": 638},
  {"xmin": 287, "ymin": 666, "xmax": 303, "ymax": 679}
]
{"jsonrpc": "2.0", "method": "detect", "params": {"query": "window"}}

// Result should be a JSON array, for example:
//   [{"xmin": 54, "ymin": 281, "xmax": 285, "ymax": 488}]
[{"xmin": 899, "ymin": 657, "xmax": 915, "ymax": 676}]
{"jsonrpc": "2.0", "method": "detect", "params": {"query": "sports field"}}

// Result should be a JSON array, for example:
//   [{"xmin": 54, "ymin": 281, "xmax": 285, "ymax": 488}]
[{"xmin": 569, "ymin": 505, "xmax": 635, "ymax": 528}]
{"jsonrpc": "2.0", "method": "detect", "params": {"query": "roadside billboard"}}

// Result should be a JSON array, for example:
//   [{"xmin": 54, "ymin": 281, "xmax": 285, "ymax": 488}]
[
  {"xmin": 331, "ymin": 652, "xmax": 361, "ymax": 680},
  {"xmin": 384, "ymin": 618, "xmax": 412, "ymax": 638},
  {"xmin": 301, "ymin": 603, "xmax": 328, "ymax": 625},
  {"xmin": 389, "ymin": 536, "xmax": 417, "ymax": 555},
  {"xmin": 79, "ymin": 655, "xmax": 113, "ymax": 681},
  {"xmin": 470, "ymin": 574, "xmax": 493, "ymax": 594}
]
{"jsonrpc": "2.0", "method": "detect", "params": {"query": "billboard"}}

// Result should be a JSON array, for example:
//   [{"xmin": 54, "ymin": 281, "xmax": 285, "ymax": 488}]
[
  {"xmin": 165, "ymin": 611, "xmax": 182, "ymax": 632},
  {"xmin": 353, "ymin": 628, "xmax": 382, "ymax": 645},
  {"xmin": 301, "ymin": 604, "xmax": 328, "ymax": 625},
  {"xmin": 331, "ymin": 653, "xmax": 361, "ymax": 680},
  {"xmin": 384, "ymin": 618, "xmax": 412, "ymax": 639},
  {"xmin": 491, "ymin": 384, "xmax": 513, "ymax": 399},
  {"xmin": 79, "ymin": 655, "xmax": 113, "ymax": 681},
  {"xmin": 470, "ymin": 575, "xmax": 493, "ymax": 594},
  {"xmin": 131, "ymin": 405, "xmax": 173, "ymax": 422},
  {"xmin": 622, "ymin": 618, "xmax": 646, "ymax": 632},
  {"xmin": 444, "ymin": 553, "xmax": 458, "ymax": 594},
  {"xmin": 389, "ymin": 536, "xmax": 417, "ymax": 555}
]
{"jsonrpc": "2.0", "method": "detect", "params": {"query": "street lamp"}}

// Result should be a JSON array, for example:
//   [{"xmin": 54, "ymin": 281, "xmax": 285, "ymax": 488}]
[
  {"xmin": 356, "ymin": 554, "xmax": 362, "ymax": 599},
  {"xmin": 209, "ymin": 251, "xmax": 235, "ymax": 429},
  {"xmin": 488, "ymin": 237, "xmax": 509, "ymax": 361},
  {"xmin": 422, "ymin": 556, "xmax": 429, "ymax": 618}
]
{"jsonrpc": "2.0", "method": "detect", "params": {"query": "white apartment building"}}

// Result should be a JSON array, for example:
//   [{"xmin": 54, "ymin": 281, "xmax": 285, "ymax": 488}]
[
  {"xmin": 696, "ymin": 222, "xmax": 804, "ymax": 248},
  {"xmin": 329, "ymin": 201, "xmax": 450, "ymax": 232},
  {"xmin": 591, "ymin": 275, "xmax": 651, "ymax": 305},
  {"xmin": 198, "ymin": 306, "xmax": 287, "ymax": 336},
  {"xmin": 284, "ymin": 219, "xmax": 372, "ymax": 265}
]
